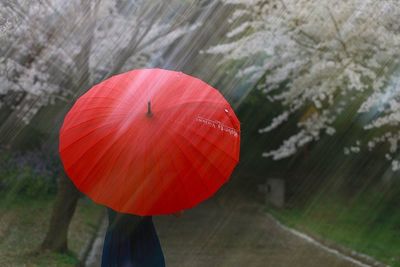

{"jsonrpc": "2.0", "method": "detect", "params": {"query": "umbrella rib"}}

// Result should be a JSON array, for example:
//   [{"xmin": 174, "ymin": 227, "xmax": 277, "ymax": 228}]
[
  {"xmin": 166, "ymin": 127, "xmax": 232, "ymax": 183},
  {"xmin": 171, "ymin": 119, "xmax": 239, "ymax": 163},
  {"xmin": 146, "ymin": 140, "xmax": 166, "ymax": 213},
  {"xmin": 61, "ymin": 122, "xmax": 127, "ymax": 170},
  {"xmin": 70, "ymin": 122, "xmax": 140, "ymax": 196},
  {"xmin": 119, "ymin": 134, "xmax": 160, "ymax": 213},
  {"xmin": 92, "ymin": 125, "xmax": 143, "ymax": 211},
  {"xmin": 74, "ymin": 96, "xmax": 133, "ymax": 112},
  {"xmin": 124, "ymin": 136, "xmax": 198, "ymax": 214},
  {"xmin": 163, "ymin": 141, "xmax": 194, "ymax": 211},
  {"xmin": 163, "ymin": 129, "xmax": 215, "ymax": 195},
  {"xmin": 60, "ymin": 117, "xmax": 126, "ymax": 153},
  {"xmin": 61, "ymin": 113, "xmax": 127, "ymax": 133},
  {"xmin": 77, "ymin": 96, "xmax": 133, "ymax": 105},
  {"xmin": 157, "ymin": 100, "xmax": 224, "ymax": 114},
  {"xmin": 133, "ymin": 135, "xmax": 150, "ymax": 213},
  {"xmin": 74, "ymin": 106, "xmax": 120, "ymax": 112},
  {"xmin": 144, "ymin": 139, "xmax": 183, "ymax": 214},
  {"xmin": 167, "ymin": 136, "xmax": 212, "ymax": 198}
]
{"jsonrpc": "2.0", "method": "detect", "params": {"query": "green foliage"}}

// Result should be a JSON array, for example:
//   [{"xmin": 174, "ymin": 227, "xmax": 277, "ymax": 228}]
[
  {"xmin": 32, "ymin": 251, "xmax": 79, "ymax": 267},
  {"xmin": 0, "ymin": 166, "xmax": 56, "ymax": 198},
  {"xmin": 0, "ymin": 194, "xmax": 102, "ymax": 267},
  {"xmin": 0, "ymin": 149, "xmax": 58, "ymax": 198},
  {"xmin": 267, "ymin": 183, "xmax": 400, "ymax": 267}
]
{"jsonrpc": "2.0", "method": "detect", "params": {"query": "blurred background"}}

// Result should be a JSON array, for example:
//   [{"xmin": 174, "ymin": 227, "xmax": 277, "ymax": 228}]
[{"xmin": 0, "ymin": 0, "xmax": 399, "ymax": 266}]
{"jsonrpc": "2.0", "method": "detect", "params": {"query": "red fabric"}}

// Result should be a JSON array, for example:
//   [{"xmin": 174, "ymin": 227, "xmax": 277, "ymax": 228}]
[{"xmin": 59, "ymin": 69, "xmax": 240, "ymax": 215}]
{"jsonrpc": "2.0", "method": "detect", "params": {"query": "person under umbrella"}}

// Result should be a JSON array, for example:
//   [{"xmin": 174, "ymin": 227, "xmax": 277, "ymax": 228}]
[
  {"xmin": 59, "ymin": 69, "xmax": 240, "ymax": 266},
  {"xmin": 101, "ymin": 208, "xmax": 183, "ymax": 267}
]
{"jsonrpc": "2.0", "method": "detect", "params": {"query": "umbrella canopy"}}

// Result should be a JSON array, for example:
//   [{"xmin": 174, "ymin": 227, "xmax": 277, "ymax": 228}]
[{"xmin": 59, "ymin": 68, "xmax": 240, "ymax": 216}]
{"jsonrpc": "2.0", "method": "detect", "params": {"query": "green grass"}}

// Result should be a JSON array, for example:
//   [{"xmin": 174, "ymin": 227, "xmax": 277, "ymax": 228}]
[
  {"xmin": 267, "ymin": 189, "xmax": 400, "ymax": 267},
  {"xmin": 0, "ymin": 193, "xmax": 103, "ymax": 267}
]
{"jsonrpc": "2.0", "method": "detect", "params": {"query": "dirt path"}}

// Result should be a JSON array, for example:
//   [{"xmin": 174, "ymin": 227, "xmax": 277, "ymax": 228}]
[{"xmin": 86, "ymin": 175, "xmax": 362, "ymax": 267}]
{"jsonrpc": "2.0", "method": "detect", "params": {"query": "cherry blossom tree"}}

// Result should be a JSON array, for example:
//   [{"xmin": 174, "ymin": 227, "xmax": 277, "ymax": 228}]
[
  {"xmin": 208, "ymin": 0, "xmax": 400, "ymax": 169},
  {"xmin": 0, "ymin": 0, "xmax": 199, "ymax": 144},
  {"xmin": 0, "ymin": 0, "xmax": 204, "ymax": 253}
]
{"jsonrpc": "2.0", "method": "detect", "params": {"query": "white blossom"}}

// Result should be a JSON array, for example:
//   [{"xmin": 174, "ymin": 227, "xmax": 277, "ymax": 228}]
[
  {"xmin": 259, "ymin": 111, "xmax": 289, "ymax": 133},
  {"xmin": 0, "ymin": 0, "xmax": 200, "ymax": 125},
  {"xmin": 211, "ymin": 0, "xmax": 400, "ymax": 161},
  {"xmin": 392, "ymin": 160, "xmax": 400, "ymax": 171}
]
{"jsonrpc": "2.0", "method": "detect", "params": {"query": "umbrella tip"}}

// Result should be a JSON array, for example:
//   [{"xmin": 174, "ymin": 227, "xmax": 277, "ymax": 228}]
[{"xmin": 147, "ymin": 100, "xmax": 153, "ymax": 117}]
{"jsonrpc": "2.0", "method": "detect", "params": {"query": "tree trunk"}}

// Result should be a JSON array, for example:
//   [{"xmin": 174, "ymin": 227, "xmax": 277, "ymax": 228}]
[
  {"xmin": 40, "ymin": 1, "xmax": 98, "ymax": 254},
  {"xmin": 40, "ymin": 173, "xmax": 81, "ymax": 253}
]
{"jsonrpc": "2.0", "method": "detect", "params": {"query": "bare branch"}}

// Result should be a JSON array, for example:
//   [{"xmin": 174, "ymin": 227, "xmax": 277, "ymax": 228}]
[{"xmin": 326, "ymin": 6, "xmax": 350, "ymax": 57}]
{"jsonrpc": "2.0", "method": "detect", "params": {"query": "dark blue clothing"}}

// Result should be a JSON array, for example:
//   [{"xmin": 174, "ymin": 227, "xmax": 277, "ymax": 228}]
[{"xmin": 101, "ymin": 208, "xmax": 166, "ymax": 267}]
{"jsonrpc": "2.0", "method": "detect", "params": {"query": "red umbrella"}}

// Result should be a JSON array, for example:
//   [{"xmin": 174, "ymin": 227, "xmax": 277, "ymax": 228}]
[{"xmin": 59, "ymin": 68, "xmax": 240, "ymax": 216}]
